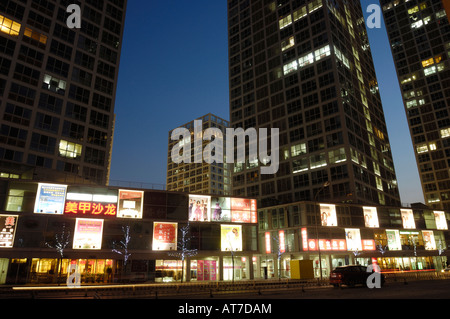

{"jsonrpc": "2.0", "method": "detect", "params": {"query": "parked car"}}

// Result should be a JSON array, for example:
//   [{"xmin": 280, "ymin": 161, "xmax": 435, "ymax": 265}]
[{"xmin": 329, "ymin": 265, "xmax": 385, "ymax": 288}]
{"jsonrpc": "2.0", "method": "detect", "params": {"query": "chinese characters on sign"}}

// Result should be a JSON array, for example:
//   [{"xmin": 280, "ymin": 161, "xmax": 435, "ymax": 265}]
[
  {"xmin": 64, "ymin": 201, "xmax": 117, "ymax": 216},
  {"xmin": 34, "ymin": 183, "xmax": 67, "ymax": 214},
  {"xmin": 0, "ymin": 215, "xmax": 18, "ymax": 248},
  {"xmin": 152, "ymin": 222, "xmax": 177, "ymax": 251}
]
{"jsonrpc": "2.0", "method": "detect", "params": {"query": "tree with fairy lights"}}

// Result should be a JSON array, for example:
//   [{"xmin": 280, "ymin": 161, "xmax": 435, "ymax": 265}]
[
  {"xmin": 45, "ymin": 223, "xmax": 71, "ymax": 284},
  {"xmin": 168, "ymin": 222, "xmax": 197, "ymax": 283},
  {"xmin": 112, "ymin": 225, "xmax": 132, "ymax": 280}
]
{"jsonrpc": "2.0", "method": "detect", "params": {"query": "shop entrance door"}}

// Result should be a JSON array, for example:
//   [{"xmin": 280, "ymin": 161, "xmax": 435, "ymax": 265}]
[{"xmin": 0, "ymin": 259, "xmax": 8, "ymax": 284}]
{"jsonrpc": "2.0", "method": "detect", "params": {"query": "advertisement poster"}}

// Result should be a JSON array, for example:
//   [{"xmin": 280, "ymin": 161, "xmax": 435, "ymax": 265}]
[
  {"xmin": 34, "ymin": 183, "xmax": 67, "ymax": 214},
  {"xmin": 434, "ymin": 211, "xmax": 448, "ymax": 230},
  {"xmin": 345, "ymin": 228, "xmax": 362, "ymax": 251},
  {"xmin": 319, "ymin": 204, "xmax": 337, "ymax": 226},
  {"xmin": 189, "ymin": 195, "xmax": 210, "ymax": 222},
  {"xmin": 152, "ymin": 222, "xmax": 177, "ymax": 251},
  {"xmin": 210, "ymin": 197, "xmax": 231, "ymax": 222},
  {"xmin": 265, "ymin": 232, "xmax": 271, "ymax": 254},
  {"xmin": 0, "ymin": 215, "xmax": 17, "ymax": 248},
  {"xmin": 221, "ymin": 225, "xmax": 242, "ymax": 251},
  {"xmin": 117, "ymin": 190, "xmax": 144, "ymax": 219},
  {"xmin": 363, "ymin": 206, "xmax": 379, "ymax": 228},
  {"xmin": 307, "ymin": 239, "xmax": 346, "ymax": 251},
  {"xmin": 231, "ymin": 198, "xmax": 257, "ymax": 223},
  {"xmin": 73, "ymin": 218, "xmax": 103, "ymax": 250},
  {"xmin": 401, "ymin": 209, "xmax": 416, "ymax": 229},
  {"xmin": 422, "ymin": 230, "xmax": 436, "ymax": 250},
  {"xmin": 196, "ymin": 260, "xmax": 217, "ymax": 281},
  {"xmin": 279, "ymin": 230, "xmax": 286, "ymax": 253},
  {"xmin": 386, "ymin": 229, "xmax": 401, "ymax": 251}
]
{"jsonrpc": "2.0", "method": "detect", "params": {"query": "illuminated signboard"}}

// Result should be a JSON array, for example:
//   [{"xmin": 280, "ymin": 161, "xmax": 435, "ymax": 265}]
[
  {"xmin": 64, "ymin": 201, "xmax": 117, "ymax": 217},
  {"xmin": 319, "ymin": 204, "xmax": 337, "ymax": 226},
  {"xmin": 211, "ymin": 197, "xmax": 231, "ymax": 222},
  {"xmin": 221, "ymin": 224, "xmax": 242, "ymax": 251},
  {"xmin": 197, "ymin": 196, "xmax": 257, "ymax": 224},
  {"xmin": 307, "ymin": 239, "xmax": 347, "ymax": 251},
  {"xmin": 401, "ymin": 209, "xmax": 416, "ymax": 229},
  {"xmin": 345, "ymin": 228, "xmax": 362, "ymax": 251},
  {"xmin": 34, "ymin": 183, "xmax": 67, "ymax": 214},
  {"xmin": 301, "ymin": 228, "xmax": 308, "ymax": 251},
  {"xmin": 231, "ymin": 198, "xmax": 257, "ymax": 223},
  {"xmin": 363, "ymin": 206, "xmax": 379, "ymax": 228},
  {"xmin": 265, "ymin": 232, "xmax": 271, "ymax": 254},
  {"xmin": 117, "ymin": 190, "xmax": 144, "ymax": 219},
  {"xmin": 73, "ymin": 218, "xmax": 104, "ymax": 250},
  {"xmin": 189, "ymin": 195, "xmax": 211, "ymax": 222},
  {"xmin": 386, "ymin": 229, "xmax": 401, "ymax": 251},
  {"xmin": 279, "ymin": 230, "xmax": 286, "ymax": 253},
  {"xmin": 422, "ymin": 230, "xmax": 436, "ymax": 250},
  {"xmin": 362, "ymin": 240, "xmax": 376, "ymax": 251},
  {"xmin": 434, "ymin": 211, "xmax": 448, "ymax": 230},
  {"xmin": 152, "ymin": 222, "xmax": 177, "ymax": 251},
  {"xmin": 0, "ymin": 215, "xmax": 17, "ymax": 248}
]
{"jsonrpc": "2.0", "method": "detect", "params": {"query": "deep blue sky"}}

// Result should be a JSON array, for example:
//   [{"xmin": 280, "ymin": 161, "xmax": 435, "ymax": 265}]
[{"xmin": 109, "ymin": 0, "xmax": 425, "ymax": 205}]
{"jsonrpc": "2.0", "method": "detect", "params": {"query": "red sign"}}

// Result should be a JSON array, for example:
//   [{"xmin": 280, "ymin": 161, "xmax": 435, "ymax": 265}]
[
  {"xmin": 307, "ymin": 239, "xmax": 347, "ymax": 251},
  {"xmin": 279, "ymin": 230, "xmax": 286, "ymax": 253},
  {"xmin": 362, "ymin": 239, "xmax": 376, "ymax": 250},
  {"xmin": 265, "ymin": 232, "xmax": 271, "ymax": 254},
  {"xmin": 64, "ymin": 201, "xmax": 117, "ymax": 216}
]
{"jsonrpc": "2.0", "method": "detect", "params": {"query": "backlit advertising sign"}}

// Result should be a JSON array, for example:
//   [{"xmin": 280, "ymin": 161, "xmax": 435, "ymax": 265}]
[
  {"xmin": 211, "ymin": 197, "xmax": 231, "ymax": 222},
  {"xmin": 386, "ymin": 229, "xmax": 401, "ymax": 251},
  {"xmin": 319, "ymin": 204, "xmax": 337, "ymax": 226},
  {"xmin": 401, "ymin": 209, "xmax": 416, "ymax": 229},
  {"xmin": 265, "ymin": 232, "xmax": 271, "ymax": 254},
  {"xmin": 73, "ymin": 218, "xmax": 103, "ymax": 250},
  {"xmin": 230, "ymin": 198, "xmax": 257, "ymax": 223},
  {"xmin": 117, "ymin": 190, "xmax": 144, "ymax": 219},
  {"xmin": 363, "ymin": 206, "xmax": 379, "ymax": 228},
  {"xmin": 152, "ymin": 222, "xmax": 177, "ymax": 251},
  {"xmin": 345, "ymin": 228, "xmax": 363, "ymax": 251},
  {"xmin": 434, "ymin": 211, "xmax": 448, "ymax": 230},
  {"xmin": 307, "ymin": 239, "xmax": 346, "ymax": 251},
  {"xmin": 279, "ymin": 230, "xmax": 286, "ymax": 253},
  {"xmin": 64, "ymin": 201, "xmax": 117, "ymax": 217},
  {"xmin": 189, "ymin": 195, "xmax": 211, "ymax": 222},
  {"xmin": 0, "ymin": 215, "xmax": 17, "ymax": 248},
  {"xmin": 34, "ymin": 183, "xmax": 67, "ymax": 214},
  {"xmin": 221, "ymin": 225, "xmax": 242, "ymax": 251},
  {"xmin": 422, "ymin": 230, "xmax": 436, "ymax": 250}
]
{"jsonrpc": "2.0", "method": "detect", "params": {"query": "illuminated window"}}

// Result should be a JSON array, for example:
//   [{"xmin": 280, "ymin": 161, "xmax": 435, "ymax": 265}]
[
  {"xmin": 23, "ymin": 27, "xmax": 47, "ymax": 44},
  {"xmin": 376, "ymin": 176, "xmax": 383, "ymax": 191},
  {"xmin": 408, "ymin": 6, "xmax": 419, "ymax": 14},
  {"xmin": 279, "ymin": 15, "xmax": 292, "ymax": 29},
  {"xmin": 424, "ymin": 66, "xmax": 436, "ymax": 76},
  {"xmin": 298, "ymin": 52, "xmax": 314, "ymax": 67},
  {"xmin": 416, "ymin": 144, "xmax": 428, "ymax": 154},
  {"xmin": 406, "ymin": 100, "xmax": 418, "ymax": 109},
  {"xmin": 0, "ymin": 15, "xmax": 21, "ymax": 36},
  {"xmin": 421, "ymin": 58, "xmax": 434, "ymax": 68},
  {"xmin": 328, "ymin": 148, "xmax": 346, "ymax": 164},
  {"xmin": 440, "ymin": 128, "xmax": 450, "ymax": 139},
  {"xmin": 310, "ymin": 153, "xmax": 327, "ymax": 169},
  {"xmin": 291, "ymin": 143, "xmax": 306, "ymax": 157},
  {"xmin": 43, "ymin": 74, "xmax": 66, "ymax": 94},
  {"xmin": 411, "ymin": 20, "xmax": 423, "ymax": 29},
  {"xmin": 314, "ymin": 45, "xmax": 331, "ymax": 61},
  {"xmin": 308, "ymin": 0, "xmax": 323, "ymax": 13},
  {"xmin": 281, "ymin": 36, "xmax": 295, "ymax": 52},
  {"xmin": 293, "ymin": 6, "xmax": 307, "ymax": 21},
  {"xmin": 283, "ymin": 60, "xmax": 298, "ymax": 75},
  {"xmin": 429, "ymin": 143, "xmax": 437, "ymax": 151},
  {"xmin": 59, "ymin": 140, "xmax": 82, "ymax": 159}
]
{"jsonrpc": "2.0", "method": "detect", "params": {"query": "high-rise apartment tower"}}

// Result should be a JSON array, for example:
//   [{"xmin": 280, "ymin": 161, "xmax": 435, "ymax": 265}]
[
  {"xmin": 228, "ymin": 0, "xmax": 401, "ymax": 208},
  {"xmin": 0, "ymin": 0, "xmax": 127, "ymax": 185},
  {"xmin": 381, "ymin": 0, "xmax": 450, "ymax": 209}
]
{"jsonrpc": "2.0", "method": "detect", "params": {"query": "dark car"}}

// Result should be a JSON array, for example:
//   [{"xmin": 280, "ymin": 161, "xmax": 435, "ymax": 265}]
[{"xmin": 329, "ymin": 265, "xmax": 385, "ymax": 288}]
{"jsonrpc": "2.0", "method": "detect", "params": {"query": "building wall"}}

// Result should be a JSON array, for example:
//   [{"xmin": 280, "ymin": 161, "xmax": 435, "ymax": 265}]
[
  {"xmin": 0, "ymin": 0, "xmax": 127, "ymax": 185},
  {"xmin": 167, "ymin": 113, "xmax": 232, "ymax": 195},
  {"xmin": 381, "ymin": 0, "xmax": 450, "ymax": 209},
  {"xmin": 227, "ymin": 0, "xmax": 401, "ymax": 208}
]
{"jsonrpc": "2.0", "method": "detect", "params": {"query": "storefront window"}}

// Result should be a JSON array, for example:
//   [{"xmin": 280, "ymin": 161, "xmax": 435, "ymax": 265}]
[
  {"xmin": 190, "ymin": 258, "xmax": 218, "ymax": 281},
  {"xmin": 223, "ymin": 256, "xmax": 248, "ymax": 281},
  {"xmin": 155, "ymin": 260, "xmax": 183, "ymax": 282}
]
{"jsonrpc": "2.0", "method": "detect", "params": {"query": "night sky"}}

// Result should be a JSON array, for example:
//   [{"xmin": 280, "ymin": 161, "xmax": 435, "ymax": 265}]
[{"xmin": 109, "ymin": 0, "xmax": 425, "ymax": 205}]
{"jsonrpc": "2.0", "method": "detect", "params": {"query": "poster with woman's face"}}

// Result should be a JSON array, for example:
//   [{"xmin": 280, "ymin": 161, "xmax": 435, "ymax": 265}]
[
  {"xmin": 188, "ymin": 195, "xmax": 211, "ymax": 222},
  {"xmin": 220, "ymin": 225, "xmax": 242, "ymax": 251},
  {"xmin": 401, "ymin": 209, "xmax": 416, "ymax": 229},
  {"xmin": 319, "ymin": 204, "xmax": 337, "ymax": 226},
  {"xmin": 363, "ymin": 206, "xmax": 379, "ymax": 228},
  {"xmin": 210, "ymin": 197, "xmax": 231, "ymax": 222},
  {"xmin": 434, "ymin": 211, "xmax": 448, "ymax": 230}
]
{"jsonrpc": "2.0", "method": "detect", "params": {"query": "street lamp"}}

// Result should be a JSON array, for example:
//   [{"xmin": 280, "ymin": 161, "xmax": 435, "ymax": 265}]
[{"xmin": 314, "ymin": 181, "xmax": 330, "ymax": 282}]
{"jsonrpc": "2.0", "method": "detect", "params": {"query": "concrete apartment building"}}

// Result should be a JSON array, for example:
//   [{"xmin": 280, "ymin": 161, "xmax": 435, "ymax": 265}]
[
  {"xmin": 227, "ymin": 0, "xmax": 401, "ymax": 208},
  {"xmin": 0, "ymin": 0, "xmax": 127, "ymax": 186},
  {"xmin": 380, "ymin": 0, "xmax": 450, "ymax": 209}
]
